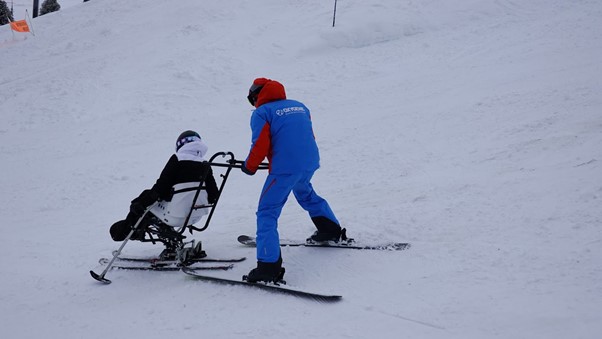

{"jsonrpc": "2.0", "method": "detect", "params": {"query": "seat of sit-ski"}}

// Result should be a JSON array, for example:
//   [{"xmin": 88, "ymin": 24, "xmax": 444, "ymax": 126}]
[{"xmin": 150, "ymin": 182, "xmax": 211, "ymax": 228}]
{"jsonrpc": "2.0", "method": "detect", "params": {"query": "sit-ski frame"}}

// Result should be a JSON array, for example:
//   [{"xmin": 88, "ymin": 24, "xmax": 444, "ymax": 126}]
[{"xmin": 91, "ymin": 152, "xmax": 266, "ymax": 283}]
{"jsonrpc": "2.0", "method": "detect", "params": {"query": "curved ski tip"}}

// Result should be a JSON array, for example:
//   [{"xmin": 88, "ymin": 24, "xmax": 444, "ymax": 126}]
[
  {"xmin": 237, "ymin": 235, "xmax": 253, "ymax": 242},
  {"xmin": 398, "ymin": 243, "xmax": 411, "ymax": 250},
  {"xmin": 90, "ymin": 270, "xmax": 112, "ymax": 284},
  {"xmin": 311, "ymin": 294, "xmax": 343, "ymax": 303},
  {"xmin": 325, "ymin": 295, "xmax": 343, "ymax": 302}
]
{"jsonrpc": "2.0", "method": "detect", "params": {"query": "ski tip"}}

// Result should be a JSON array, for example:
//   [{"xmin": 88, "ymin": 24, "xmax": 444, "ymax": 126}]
[
  {"xmin": 237, "ymin": 235, "xmax": 252, "ymax": 242},
  {"xmin": 237, "ymin": 235, "xmax": 256, "ymax": 246},
  {"xmin": 90, "ymin": 270, "xmax": 112, "ymax": 284},
  {"xmin": 181, "ymin": 267, "xmax": 196, "ymax": 275},
  {"xmin": 320, "ymin": 295, "xmax": 343, "ymax": 303}
]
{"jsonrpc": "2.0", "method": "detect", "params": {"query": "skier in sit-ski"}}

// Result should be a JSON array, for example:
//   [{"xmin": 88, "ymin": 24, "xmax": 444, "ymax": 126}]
[{"xmin": 109, "ymin": 130, "xmax": 219, "ymax": 259}]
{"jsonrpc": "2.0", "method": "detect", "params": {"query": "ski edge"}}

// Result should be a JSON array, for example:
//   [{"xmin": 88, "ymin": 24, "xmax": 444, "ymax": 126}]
[
  {"xmin": 181, "ymin": 268, "xmax": 342, "ymax": 302},
  {"xmin": 110, "ymin": 263, "xmax": 234, "ymax": 271},
  {"xmin": 237, "ymin": 235, "xmax": 410, "ymax": 251},
  {"xmin": 99, "ymin": 256, "xmax": 246, "ymax": 265}
]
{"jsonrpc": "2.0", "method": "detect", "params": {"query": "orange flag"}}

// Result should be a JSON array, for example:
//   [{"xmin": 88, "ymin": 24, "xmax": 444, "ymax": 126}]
[{"xmin": 10, "ymin": 20, "xmax": 30, "ymax": 33}]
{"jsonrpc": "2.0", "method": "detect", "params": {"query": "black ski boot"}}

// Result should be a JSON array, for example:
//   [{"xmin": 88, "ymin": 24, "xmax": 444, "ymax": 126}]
[
  {"xmin": 109, "ymin": 220, "xmax": 146, "ymax": 241},
  {"xmin": 130, "ymin": 227, "xmax": 147, "ymax": 241},
  {"xmin": 307, "ymin": 216, "xmax": 346, "ymax": 243},
  {"xmin": 244, "ymin": 257, "xmax": 284, "ymax": 284},
  {"xmin": 307, "ymin": 228, "xmax": 353, "ymax": 244}
]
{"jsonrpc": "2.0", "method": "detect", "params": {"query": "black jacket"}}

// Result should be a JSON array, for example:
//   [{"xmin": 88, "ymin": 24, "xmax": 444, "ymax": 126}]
[{"xmin": 132, "ymin": 154, "xmax": 219, "ymax": 208}]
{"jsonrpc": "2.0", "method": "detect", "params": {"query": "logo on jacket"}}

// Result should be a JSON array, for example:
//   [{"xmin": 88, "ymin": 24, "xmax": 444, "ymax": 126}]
[{"xmin": 276, "ymin": 106, "xmax": 306, "ymax": 116}]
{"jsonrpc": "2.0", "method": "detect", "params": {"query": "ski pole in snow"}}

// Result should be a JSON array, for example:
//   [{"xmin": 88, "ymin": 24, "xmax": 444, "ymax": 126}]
[
  {"xmin": 32, "ymin": 0, "xmax": 39, "ymax": 18},
  {"xmin": 90, "ymin": 203, "xmax": 157, "ymax": 284},
  {"xmin": 25, "ymin": 10, "xmax": 35, "ymax": 36},
  {"xmin": 332, "ymin": 0, "xmax": 338, "ymax": 27}
]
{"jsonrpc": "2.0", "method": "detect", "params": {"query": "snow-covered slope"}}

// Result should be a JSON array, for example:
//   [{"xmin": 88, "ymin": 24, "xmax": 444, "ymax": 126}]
[{"xmin": 1, "ymin": 1, "xmax": 601, "ymax": 338}]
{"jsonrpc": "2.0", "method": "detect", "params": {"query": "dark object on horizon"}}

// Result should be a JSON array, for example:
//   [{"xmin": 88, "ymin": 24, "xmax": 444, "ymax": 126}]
[
  {"xmin": 0, "ymin": 0, "xmax": 14, "ymax": 25},
  {"xmin": 40, "ymin": 0, "xmax": 61, "ymax": 16}
]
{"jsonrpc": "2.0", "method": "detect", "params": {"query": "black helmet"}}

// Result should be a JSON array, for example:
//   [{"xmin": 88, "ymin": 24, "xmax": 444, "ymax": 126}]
[{"xmin": 176, "ymin": 130, "xmax": 201, "ymax": 151}]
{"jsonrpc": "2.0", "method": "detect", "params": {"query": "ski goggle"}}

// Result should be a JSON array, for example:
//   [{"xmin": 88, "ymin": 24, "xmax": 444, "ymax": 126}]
[
  {"xmin": 176, "ymin": 135, "xmax": 201, "ymax": 151},
  {"xmin": 247, "ymin": 84, "xmax": 263, "ymax": 106}
]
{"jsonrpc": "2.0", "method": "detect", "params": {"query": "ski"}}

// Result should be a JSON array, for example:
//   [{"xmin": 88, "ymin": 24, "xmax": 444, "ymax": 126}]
[
  {"xmin": 111, "ymin": 263, "xmax": 234, "ymax": 271},
  {"xmin": 181, "ymin": 268, "xmax": 342, "ymax": 302},
  {"xmin": 237, "ymin": 235, "xmax": 410, "ymax": 251},
  {"xmin": 99, "ymin": 256, "xmax": 246, "ymax": 266}
]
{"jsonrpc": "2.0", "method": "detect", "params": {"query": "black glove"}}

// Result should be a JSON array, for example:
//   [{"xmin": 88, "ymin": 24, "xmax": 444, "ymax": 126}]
[
  {"xmin": 129, "ymin": 202, "xmax": 146, "ymax": 219},
  {"xmin": 241, "ymin": 163, "xmax": 256, "ymax": 176},
  {"xmin": 208, "ymin": 195, "xmax": 218, "ymax": 204}
]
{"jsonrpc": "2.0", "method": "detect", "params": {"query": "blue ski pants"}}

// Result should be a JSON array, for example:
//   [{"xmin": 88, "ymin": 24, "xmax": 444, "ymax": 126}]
[{"xmin": 255, "ymin": 171, "xmax": 339, "ymax": 263}]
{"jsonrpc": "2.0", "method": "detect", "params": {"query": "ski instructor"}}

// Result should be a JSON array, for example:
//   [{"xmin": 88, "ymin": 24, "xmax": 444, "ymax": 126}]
[{"xmin": 241, "ymin": 77, "xmax": 347, "ymax": 283}]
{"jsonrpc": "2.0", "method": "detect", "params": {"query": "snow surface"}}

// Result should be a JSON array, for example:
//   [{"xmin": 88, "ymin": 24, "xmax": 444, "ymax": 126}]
[{"xmin": 1, "ymin": 0, "xmax": 601, "ymax": 338}]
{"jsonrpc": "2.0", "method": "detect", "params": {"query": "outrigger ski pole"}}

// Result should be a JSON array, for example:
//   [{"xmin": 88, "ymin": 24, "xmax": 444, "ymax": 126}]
[{"xmin": 90, "ymin": 203, "xmax": 158, "ymax": 284}]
